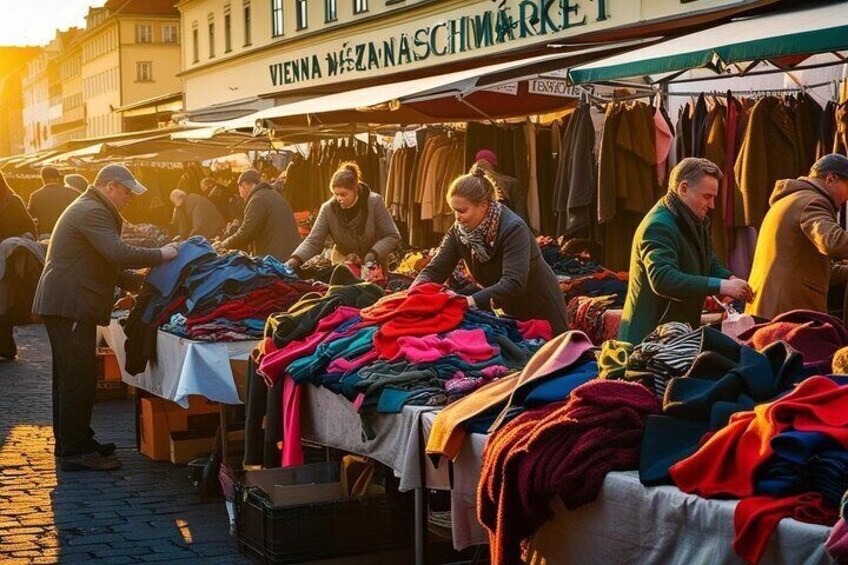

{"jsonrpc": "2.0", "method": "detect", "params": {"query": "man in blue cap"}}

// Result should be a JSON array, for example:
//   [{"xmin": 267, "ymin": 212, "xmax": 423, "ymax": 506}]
[
  {"xmin": 33, "ymin": 164, "xmax": 179, "ymax": 471},
  {"xmin": 748, "ymin": 154, "xmax": 848, "ymax": 319}
]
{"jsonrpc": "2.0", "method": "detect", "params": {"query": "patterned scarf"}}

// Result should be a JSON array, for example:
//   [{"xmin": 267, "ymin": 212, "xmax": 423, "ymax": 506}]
[
  {"xmin": 457, "ymin": 200, "xmax": 503, "ymax": 263},
  {"xmin": 663, "ymin": 191, "xmax": 712, "ymax": 273}
]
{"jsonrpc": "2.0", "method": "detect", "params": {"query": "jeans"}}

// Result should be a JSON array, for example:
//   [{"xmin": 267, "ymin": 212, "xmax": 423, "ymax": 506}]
[{"xmin": 43, "ymin": 316, "xmax": 97, "ymax": 456}]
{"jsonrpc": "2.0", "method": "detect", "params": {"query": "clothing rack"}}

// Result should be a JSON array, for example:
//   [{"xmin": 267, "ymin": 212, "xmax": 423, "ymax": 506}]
[{"xmin": 579, "ymin": 79, "xmax": 841, "ymax": 105}]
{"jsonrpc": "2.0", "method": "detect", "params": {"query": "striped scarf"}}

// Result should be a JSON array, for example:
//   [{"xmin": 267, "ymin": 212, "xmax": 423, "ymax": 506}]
[
  {"xmin": 631, "ymin": 322, "xmax": 701, "ymax": 399},
  {"xmin": 457, "ymin": 200, "xmax": 503, "ymax": 263}
]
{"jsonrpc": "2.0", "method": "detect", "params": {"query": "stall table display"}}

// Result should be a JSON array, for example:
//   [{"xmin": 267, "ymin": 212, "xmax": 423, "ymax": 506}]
[{"xmin": 99, "ymin": 319, "xmax": 257, "ymax": 407}]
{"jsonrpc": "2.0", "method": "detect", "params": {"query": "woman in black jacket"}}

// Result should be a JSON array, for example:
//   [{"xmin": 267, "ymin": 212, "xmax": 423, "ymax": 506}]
[
  {"xmin": 0, "ymin": 171, "xmax": 37, "ymax": 359},
  {"xmin": 415, "ymin": 167, "xmax": 567, "ymax": 335}
]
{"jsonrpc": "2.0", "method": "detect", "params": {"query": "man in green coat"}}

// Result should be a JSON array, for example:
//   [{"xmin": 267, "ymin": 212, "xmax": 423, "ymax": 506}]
[{"xmin": 618, "ymin": 158, "xmax": 753, "ymax": 344}]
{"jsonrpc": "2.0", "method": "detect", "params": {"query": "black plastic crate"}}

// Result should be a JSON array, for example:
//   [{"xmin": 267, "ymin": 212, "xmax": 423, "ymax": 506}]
[{"xmin": 235, "ymin": 464, "xmax": 413, "ymax": 564}]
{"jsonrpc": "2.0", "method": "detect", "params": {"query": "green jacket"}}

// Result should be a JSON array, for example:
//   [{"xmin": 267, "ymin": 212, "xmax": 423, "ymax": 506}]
[{"xmin": 618, "ymin": 199, "xmax": 732, "ymax": 344}]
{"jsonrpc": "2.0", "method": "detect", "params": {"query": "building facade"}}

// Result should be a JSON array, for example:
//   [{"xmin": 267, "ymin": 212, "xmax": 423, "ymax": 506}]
[
  {"xmin": 78, "ymin": 0, "xmax": 182, "ymax": 139},
  {"xmin": 177, "ymin": 0, "xmax": 777, "ymax": 120},
  {"xmin": 21, "ymin": 33, "xmax": 69, "ymax": 154},
  {"xmin": 0, "ymin": 47, "xmax": 40, "ymax": 156}
]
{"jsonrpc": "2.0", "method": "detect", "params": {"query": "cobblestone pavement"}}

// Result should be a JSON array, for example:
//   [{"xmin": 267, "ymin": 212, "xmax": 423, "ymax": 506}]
[{"xmin": 0, "ymin": 325, "xmax": 253, "ymax": 564}]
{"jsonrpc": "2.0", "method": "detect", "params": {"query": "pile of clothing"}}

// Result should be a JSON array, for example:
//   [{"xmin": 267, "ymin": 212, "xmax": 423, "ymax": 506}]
[
  {"xmin": 120, "ymin": 223, "xmax": 169, "ymax": 248},
  {"xmin": 478, "ymin": 380, "xmax": 660, "ymax": 565},
  {"xmin": 248, "ymin": 270, "xmax": 550, "ymax": 467},
  {"xmin": 121, "ymin": 237, "xmax": 321, "ymax": 374}
]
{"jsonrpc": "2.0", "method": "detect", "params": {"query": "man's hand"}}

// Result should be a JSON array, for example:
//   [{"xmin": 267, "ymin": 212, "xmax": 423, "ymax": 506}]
[
  {"xmin": 285, "ymin": 258, "xmax": 300, "ymax": 270},
  {"xmin": 720, "ymin": 277, "xmax": 754, "ymax": 302},
  {"xmin": 160, "ymin": 243, "xmax": 179, "ymax": 262},
  {"xmin": 212, "ymin": 241, "xmax": 227, "ymax": 254},
  {"xmin": 345, "ymin": 253, "xmax": 363, "ymax": 266}
]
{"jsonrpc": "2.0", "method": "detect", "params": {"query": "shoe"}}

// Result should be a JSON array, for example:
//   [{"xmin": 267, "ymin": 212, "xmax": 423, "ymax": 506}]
[
  {"xmin": 55, "ymin": 441, "xmax": 116, "ymax": 458},
  {"xmin": 60, "ymin": 452, "xmax": 122, "ymax": 472},
  {"xmin": 92, "ymin": 441, "xmax": 117, "ymax": 457}
]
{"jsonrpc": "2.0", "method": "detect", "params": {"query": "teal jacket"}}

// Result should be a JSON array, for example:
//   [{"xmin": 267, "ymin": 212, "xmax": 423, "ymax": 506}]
[{"xmin": 618, "ymin": 200, "xmax": 732, "ymax": 344}]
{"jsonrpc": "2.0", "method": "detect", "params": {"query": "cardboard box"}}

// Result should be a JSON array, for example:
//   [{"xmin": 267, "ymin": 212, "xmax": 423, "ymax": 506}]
[
  {"xmin": 169, "ymin": 430, "xmax": 216, "ymax": 465},
  {"xmin": 242, "ymin": 462, "xmax": 382, "ymax": 507},
  {"xmin": 96, "ymin": 348, "xmax": 122, "ymax": 382},
  {"xmin": 139, "ymin": 396, "xmax": 221, "ymax": 461},
  {"xmin": 229, "ymin": 355, "xmax": 250, "ymax": 402}
]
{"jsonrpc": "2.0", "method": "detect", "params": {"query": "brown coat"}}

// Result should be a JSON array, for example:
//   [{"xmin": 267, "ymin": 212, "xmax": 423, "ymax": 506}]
[
  {"xmin": 734, "ymin": 97, "xmax": 802, "ymax": 229},
  {"xmin": 746, "ymin": 177, "xmax": 848, "ymax": 319}
]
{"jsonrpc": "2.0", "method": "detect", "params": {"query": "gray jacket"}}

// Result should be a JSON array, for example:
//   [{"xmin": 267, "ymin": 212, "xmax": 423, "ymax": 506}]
[
  {"xmin": 172, "ymin": 193, "xmax": 226, "ymax": 240},
  {"xmin": 416, "ymin": 207, "xmax": 567, "ymax": 334},
  {"xmin": 32, "ymin": 187, "xmax": 163, "ymax": 325},
  {"xmin": 222, "ymin": 182, "xmax": 300, "ymax": 261},
  {"xmin": 292, "ymin": 185, "xmax": 400, "ymax": 265}
]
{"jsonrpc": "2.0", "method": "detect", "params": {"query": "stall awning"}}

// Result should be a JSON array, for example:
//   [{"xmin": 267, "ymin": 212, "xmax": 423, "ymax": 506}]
[
  {"xmin": 192, "ymin": 40, "xmax": 647, "ymax": 130},
  {"xmin": 569, "ymin": 2, "xmax": 848, "ymax": 84}
]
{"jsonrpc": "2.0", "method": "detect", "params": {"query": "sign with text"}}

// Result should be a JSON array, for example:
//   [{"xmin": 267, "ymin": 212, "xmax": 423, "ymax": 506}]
[{"xmin": 529, "ymin": 78, "xmax": 581, "ymax": 97}]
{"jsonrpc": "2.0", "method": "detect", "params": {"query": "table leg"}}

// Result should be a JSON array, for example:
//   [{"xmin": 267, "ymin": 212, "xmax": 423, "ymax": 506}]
[
  {"xmin": 414, "ymin": 486, "xmax": 425, "ymax": 565},
  {"xmin": 220, "ymin": 403, "xmax": 230, "ymax": 466}
]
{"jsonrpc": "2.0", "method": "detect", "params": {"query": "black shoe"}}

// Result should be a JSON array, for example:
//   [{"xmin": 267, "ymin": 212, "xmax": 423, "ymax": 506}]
[
  {"xmin": 93, "ymin": 442, "xmax": 117, "ymax": 457},
  {"xmin": 60, "ymin": 452, "xmax": 122, "ymax": 472}
]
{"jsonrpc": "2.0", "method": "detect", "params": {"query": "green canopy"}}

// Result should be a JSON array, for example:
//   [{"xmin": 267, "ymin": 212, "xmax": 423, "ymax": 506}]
[{"xmin": 569, "ymin": 2, "xmax": 848, "ymax": 84}]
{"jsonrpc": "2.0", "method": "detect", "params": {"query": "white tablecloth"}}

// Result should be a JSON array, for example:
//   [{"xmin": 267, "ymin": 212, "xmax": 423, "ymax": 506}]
[
  {"xmin": 99, "ymin": 319, "xmax": 258, "ymax": 407},
  {"xmin": 298, "ymin": 386, "xmax": 833, "ymax": 561}
]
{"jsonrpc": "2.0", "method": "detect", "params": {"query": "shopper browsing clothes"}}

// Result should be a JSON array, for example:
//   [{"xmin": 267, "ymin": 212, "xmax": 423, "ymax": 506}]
[
  {"xmin": 33, "ymin": 165, "xmax": 178, "ymax": 471},
  {"xmin": 618, "ymin": 157, "xmax": 752, "ymax": 344},
  {"xmin": 218, "ymin": 169, "xmax": 300, "ymax": 261},
  {"xmin": 413, "ymin": 166, "xmax": 568, "ymax": 334},
  {"xmin": 286, "ymin": 162, "xmax": 401, "ymax": 271},
  {"xmin": 747, "ymin": 154, "xmax": 848, "ymax": 319},
  {"xmin": 0, "ymin": 171, "xmax": 38, "ymax": 360},
  {"xmin": 27, "ymin": 166, "xmax": 81, "ymax": 234},
  {"xmin": 169, "ymin": 189, "xmax": 226, "ymax": 240}
]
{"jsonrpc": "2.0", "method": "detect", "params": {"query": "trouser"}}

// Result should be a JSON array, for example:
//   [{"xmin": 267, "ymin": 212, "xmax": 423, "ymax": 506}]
[
  {"xmin": 0, "ymin": 315, "xmax": 15, "ymax": 358},
  {"xmin": 43, "ymin": 316, "xmax": 97, "ymax": 457}
]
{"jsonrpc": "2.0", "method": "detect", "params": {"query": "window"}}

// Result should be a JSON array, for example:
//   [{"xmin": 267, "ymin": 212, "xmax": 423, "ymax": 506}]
[
  {"xmin": 243, "ymin": 1, "xmax": 252, "ymax": 46},
  {"xmin": 135, "ymin": 24, "xmax": 152, "ymax": 43},
  {"xmin": 136, "ymin": 61, "xmax": 152, "ymax": 82},
  {"xmin": 208, "ymin": 14, "xmax": 215, "ymax": 58},
  {"xmin": 325, "ymin": 0, "xmax": 337, "ymax": 22},
  {"xmin": 192, "ymin": 24, "xmax": 199, "ymax": 63},
  {"xmin": 162, "ymin": 24, "xmax": 179, "ymax": 44},
  {"xmin": 296, "ymin": 0, "xmax": 308, "ymax": 30},
  {"xmin": 271, "ymin": 0, "xmax": 283, "ymax": 37},
  {"xmin": 353, "ymin": 0, "xmax": 368, "ymax": 14},
  {"xmin": 224, "ymin": 6, "xmax": 232, "ymax": 52}
]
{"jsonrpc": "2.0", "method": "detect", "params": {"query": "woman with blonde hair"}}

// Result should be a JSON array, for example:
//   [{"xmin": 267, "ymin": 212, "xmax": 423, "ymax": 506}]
[
  {"xmin": 287, "ymin": 162, "xmax": 400, "ymax": 270},
  {"xmin": 414, "ymin": 166, "xmax": 567, "ymax": 334}
]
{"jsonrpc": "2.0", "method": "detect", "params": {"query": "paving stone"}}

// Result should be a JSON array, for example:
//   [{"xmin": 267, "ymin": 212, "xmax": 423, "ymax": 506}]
[{"xmin": 0, "ymin": 326, "xmax": 252, "ymax": 564}]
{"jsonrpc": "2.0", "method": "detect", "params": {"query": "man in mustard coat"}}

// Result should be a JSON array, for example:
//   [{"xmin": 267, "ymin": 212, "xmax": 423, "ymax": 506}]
[
  {"xmin": 619, "ymin": 158, "xmax": 752, "ymax": 344},
  {"xmin": 747, "ymin": 154, "xmax": 848, "ymax": 319}
]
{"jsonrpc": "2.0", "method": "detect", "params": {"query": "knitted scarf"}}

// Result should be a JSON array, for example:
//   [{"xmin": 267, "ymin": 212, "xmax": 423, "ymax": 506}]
[
  {"xmin": 663, "ymin": 191, "xmax": 711, "ymax": 273},
  {"xmin": 457, "ymin": 200, "xmax": 503, "ymax": 263}
]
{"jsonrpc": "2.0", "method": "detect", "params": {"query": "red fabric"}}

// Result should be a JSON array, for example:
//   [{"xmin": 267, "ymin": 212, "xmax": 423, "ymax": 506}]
[
  {"xmin": 360, "ymin": 283, "xmax": 467, "ymax": 359},
  {"xmin": 734, "ymin": 493, "xmax": 837, "ymax": 565},
  {"xmin": 185, "ymin": 280, "xmax": 319, "ymax": 327},
  {"xmin": 670, "ymin": 377, "xmax": 848, "ymax": 498},
  {"xmin": 737, "ymin": 310, "xmax": 848, "ymax": 373},
  {"xmin": 478, "ymin": 380, "xmax": 660, "ymax": 565},
  {"xmin": 257, "ymin": 306, "xmax": 360, "ymax": 385},
  {"xmin": 516, "ymin": 319, "xmax": 553, "ymax": 341}
]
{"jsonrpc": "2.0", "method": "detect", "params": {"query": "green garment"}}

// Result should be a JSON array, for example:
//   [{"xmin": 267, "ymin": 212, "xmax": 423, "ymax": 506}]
[{"xmin": 618, "ymin": 197, "xmax": 732, "ymax": 344}]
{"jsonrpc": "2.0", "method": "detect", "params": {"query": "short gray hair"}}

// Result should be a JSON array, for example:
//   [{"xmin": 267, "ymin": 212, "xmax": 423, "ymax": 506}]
[{"xmin": 668, "ymin": 158, "xmax": 723, "ymax": 193}]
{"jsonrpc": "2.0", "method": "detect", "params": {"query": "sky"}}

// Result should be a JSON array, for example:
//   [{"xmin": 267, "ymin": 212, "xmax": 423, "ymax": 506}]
[{"xmin": 0, "ymin": 1, "xmax": 107, "ymax": 47}]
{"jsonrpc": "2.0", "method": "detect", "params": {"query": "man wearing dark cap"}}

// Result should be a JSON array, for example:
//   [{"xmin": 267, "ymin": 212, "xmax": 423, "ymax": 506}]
[
  {"xmin": 747, "ymin": 154, "xmax": 848, "ymax": 319},
  {"xmin": 33, "ymin": 164, "xmax": 178, "ymax": 471},
  {"xmin": 64, "ymin": 173, "xmax": 89, "ymax": 194},
  {"xmin": 218, "ymin": 168, "xmax": 300, "ymax": 261},
  {"xmin": 27, "ymin": 166, "xmax": 81, "ymax": 234}
]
